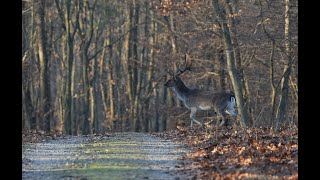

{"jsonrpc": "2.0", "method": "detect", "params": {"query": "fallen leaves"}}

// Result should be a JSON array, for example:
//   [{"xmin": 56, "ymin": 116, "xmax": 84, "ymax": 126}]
[
  {"xmin": 22, "ymin": 129, "xmax": 64, "ymax": 144},
  {"xmin": 154, "ymin": 125, "xmax": 298, "ymax": 179}
]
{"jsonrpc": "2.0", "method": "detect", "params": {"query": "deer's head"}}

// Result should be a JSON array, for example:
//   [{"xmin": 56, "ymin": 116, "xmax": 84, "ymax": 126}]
[{"xmin": 164, "ymin": 53, "xmax": 192, "ymax": 88}]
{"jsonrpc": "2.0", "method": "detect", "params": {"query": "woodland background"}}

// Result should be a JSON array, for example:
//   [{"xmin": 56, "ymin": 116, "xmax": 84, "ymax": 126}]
[{"xmin": 22, "ymin": 0, "xmax": 298, "ymax": 135}]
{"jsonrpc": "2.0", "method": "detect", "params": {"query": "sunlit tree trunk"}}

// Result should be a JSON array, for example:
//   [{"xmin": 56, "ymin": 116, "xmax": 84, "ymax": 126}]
[
  {"xmin": 165, "ymin": 14, "xmax": 181, "ymax": 108},
  {"xmin": 120, "ymin": 1, "xmax": 130, "ymax": 131},
  {"xmin": 22, "ymin": 0, "xmax": 37, "ymax": 129},
  {"xmin": 61, "ymin": 0, "xmax": 76, "ymax": 135},
  {"xmin": 143, "ymin": 0, "xmax": 155, "ymax": 132},
  {"xmin": 275, "ymin": 0, "xmax": 293, "ymax": 129},
  {"xmin": 132, "ymin": 0, "xmax": 140, "ymax": 131},
  {"xmin": 106, "ymin": 28, "xmax": 115, "ymax": 130},
  {"xmin": 126, "ymin": 0, "xmax": 135, "ymax": 130},
  {"xmin": 77, "ymin": 0, "xmax": 97, "ymax": 134},
  {"xmin": 269, "ymin": 40, "xmax": 277, "ymax": 122},
  {"xmin": 212, "ymin": 0, "xmax": 252, "ymax": 127},
  {"xmin": 225, "ymin": 0, "xmax": 253, "ymax": 119},
  {"xmin": 99, "ymin": 37, "xmax": 109, "ymax": 131},
  {"xmin": 36, "ymin": 0, "xmax": 51, "ymax": 131}
]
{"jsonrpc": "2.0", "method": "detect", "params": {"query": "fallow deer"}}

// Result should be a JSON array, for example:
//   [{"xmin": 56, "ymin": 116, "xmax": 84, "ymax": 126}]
[{"xmin": 164, "ymin": 54, "xmax": 237, "ymax": 127}]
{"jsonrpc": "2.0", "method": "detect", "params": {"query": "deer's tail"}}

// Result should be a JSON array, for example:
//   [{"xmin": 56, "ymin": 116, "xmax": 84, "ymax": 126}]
[{"xmin": 226, "ymin": 95, "xmax": 237, "ymax": 116}]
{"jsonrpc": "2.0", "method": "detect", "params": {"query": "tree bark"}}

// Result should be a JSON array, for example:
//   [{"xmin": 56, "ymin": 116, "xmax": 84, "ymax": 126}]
[
  {"xmin": 99, "ymin": 37, "xmax": 109, "ymax": 131},
  {"xmin": 275, "ymin": 0, "xmax": 293, "ymax": 129},
  {"xmin": 144, "ymin": 0, "xmax": 155, "ymax": 132},
  {"xmin": 36, "ymin": 0, "xmax": 51, "ymax": 131},
  {"xmin": 269, "ymin": 40, "xmax": 277, "ymax": 122},
  {"xmin": 62, "ymin": 0, "xmax": 76, "ymax": 135},
  {"xmin": 218, "ymin": 49, "xmax": 226, "ymax": 91},
  {"xmin": 212, "ymin": 0, "xmax": 252, "ymax": 127},
  {"xmin": 132, "ymin": 0, "xmax": 140, "ymax": 131},
  {"xmin": 107, "ymin": 28, "xmax": 115, "ymax": 130}
]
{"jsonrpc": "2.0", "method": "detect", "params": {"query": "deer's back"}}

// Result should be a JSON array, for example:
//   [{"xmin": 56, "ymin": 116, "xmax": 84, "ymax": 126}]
[{"xmin": 184, "ymin": 89, "xmax": 233, "ymax": 110}]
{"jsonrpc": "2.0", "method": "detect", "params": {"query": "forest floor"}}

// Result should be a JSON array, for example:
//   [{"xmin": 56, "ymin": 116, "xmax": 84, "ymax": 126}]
[
  {"xmin": 22, "ymin": 124, "xmax": 298, "ymax": 180},
  {"xmin": 153, "ymin": 124, "xmax": 298, "ymax": 179}
]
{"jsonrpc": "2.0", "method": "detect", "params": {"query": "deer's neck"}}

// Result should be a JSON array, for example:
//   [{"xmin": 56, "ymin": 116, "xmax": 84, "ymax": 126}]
[{"xmin": 173, "ymin": 81, "xmax": 190, "ymax": 101}]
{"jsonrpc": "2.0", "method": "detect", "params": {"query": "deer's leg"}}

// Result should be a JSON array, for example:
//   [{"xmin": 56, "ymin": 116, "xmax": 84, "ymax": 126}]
[
  {"xmin": 190, "ymin": 108, "xmax": 202, "ymax": 127},
  {"xmin": 216, "ymin": 109, "xmax": 228, "ymax": 127},
  {"xmin": 220, "ymin": 116, "xmax": 228, "ymax": 126}
]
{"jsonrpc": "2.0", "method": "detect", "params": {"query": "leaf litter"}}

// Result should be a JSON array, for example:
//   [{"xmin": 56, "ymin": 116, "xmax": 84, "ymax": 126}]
[{"xmin": 153, "ymin": 124, "xmax": 298, "ymax": 179}]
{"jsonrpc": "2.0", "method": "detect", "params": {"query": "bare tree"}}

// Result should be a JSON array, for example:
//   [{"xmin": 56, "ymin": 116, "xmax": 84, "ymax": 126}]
[
  {"xmin": 212, "ymin": 0, "xmax": 252, "ymax": 127},
  {"xmin": 275, "ymin": 0, "xmax": 294, "ymax": 129},
  {"xmin": 22, "ymin": 0, "xmax": 297, "ymax": 133},
  {"xmin": 35, "ymin": 0, "xmax": 51, "ymax": 131}
]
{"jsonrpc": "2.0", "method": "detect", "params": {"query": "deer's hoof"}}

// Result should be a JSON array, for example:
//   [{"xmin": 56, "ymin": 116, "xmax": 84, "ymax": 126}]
[{"xmin": 219, "ymin": 120, "xmax": 229, "ymax": 127}]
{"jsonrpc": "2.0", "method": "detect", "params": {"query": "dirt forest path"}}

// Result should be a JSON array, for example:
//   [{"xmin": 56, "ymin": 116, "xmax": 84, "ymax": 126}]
[{"xmin": 22, "ymin": 132, "xmax": 189, "ymax": 180}]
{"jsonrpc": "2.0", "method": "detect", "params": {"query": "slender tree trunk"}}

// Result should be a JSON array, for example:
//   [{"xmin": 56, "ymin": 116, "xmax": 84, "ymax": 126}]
[
  {"xmin": 82, "ymin": 49, "xmax": 91, "ymax": 134},
  {"xmin": 90, "ymin": 41, "xmax": 100, "ymax": 134},
  {"xmin": 107, "ymin": 28, "xmax": 115, "ymax": 130},
  {"xmin": 224, "ymin": 0, "xmax": 241, "ymax": 70},
  {"xmin": 89, "ymin": 42, "xmax": 97, "ymax": 135},
  {"xmin": 144, "ymin": 0, "xmax": 155, "ymax": 132},
  {"xmin": 133, "ymin": 50, "xmax": 143, "ymax": 131},
  {"xmin": 120, "ymin": 1, "xmax": 130, "ymax": 131},
  {"xmin": 100, "ymin": 38, "xmax": 109, "ymax": 131},
  {"xmin": 23, "ymin": 1, "xmax": 36, "ymax": 129},
  {"xmin": 36, "ymin": 0, "xmax": 51, "ymax": 131},
  {"xmin": 212, "ymin": 0, "xmax": 252, "ymax": 127},
  {"xmin": 166, "ymin": 14, "xmax": 181, "ymax": 108},
  {"xmin": 81, "ymin": 47, "xmax": 91, "ymax": 135},
  {"xmin": 218, "ymin": 49, "xmax": 226, "ymax": 91},
  {"xmin": 155, "ymin": 83, "xmax": 160, "ymax": 132},
  {"xmin": 70, "ymin": 47, "xmax": 77, "ymax": 135},
  {"xmin": 269, "ymin": 40, "xmax": 277, "ymax": 122},
  {"xmin": 23, "ymin": 83, "xmax": 35, "ymax": 129},
  {"xmin": 63, "ymin": 0, "xmax": 75, "ymax": 135},
  {"xmin": 132, "ymin": 1, "xmax": 140, "ymax": 131},
  {"xmin": 225, "ymin": 0, "xmax": 252, "ymax": 120},
  {"xmin": 275, "ymin": 0, "xmax": 293, "ymax": 129},
  {"xmin": 126, "ymin": 0, "xmax": 134, "ymax": 130}
]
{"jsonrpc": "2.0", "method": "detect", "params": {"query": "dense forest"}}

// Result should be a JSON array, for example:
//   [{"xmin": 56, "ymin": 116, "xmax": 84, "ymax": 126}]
[{"xmin": 22, "ymin": 0, "xmax": 298, "ymax": 135}]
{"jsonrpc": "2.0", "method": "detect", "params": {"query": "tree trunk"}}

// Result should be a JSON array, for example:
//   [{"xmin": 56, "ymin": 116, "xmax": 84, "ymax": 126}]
[
  {"xmin": 126, "ymin": 0, "xmax": 134, "ymax": 130},
  {"xmin": 269, "ymin": 40, "xmax": 277, "ymax": 122},
  {"xmin": 63, "ymin": 0, "xmax": 75, "ymax": 135},
  {"xmin": 100, "ymin": 38, "xmax": 109, "ymax": 131},
  {"xmin": 218, "ymin": 49, "xmax": 226, "ymax": 91},
  {"xmin": 132, "ymin": 1, "xmax": 140, "ymax": 131},
  {"xmin": 143, "ymin": 0, "xmax": 155, "ymax": 132},
  {"xmin": 275, "ymin": 0, "xmax": 293, "ymax": 129},
  {"xmin": 225, "ymin": 0, "xmax": 252, "ymax": 117},
  {"xmin": 81, "ymin": 49, "xmax": 91, "ymax": 134},
  {"xmin": 166, "ymin": 14, "xmax": 182, "ymax": 108},
  {"xmin": 120, "ymin": 1, "xmax": 130, "ymax": 131},
  {"xmin": 90, "ymin": 41, "xmax": 101, "ymax": 134},
  {"xmin": 107, "ymin": 28, "xmax": 115, "ymax": 130},
  {"xmin": 36, "ymin": 0, "xmax": 51, "ymax": 131},
  {"xmin": 212, "ymin": 0, "xmax": 252, "ymax": 127}
]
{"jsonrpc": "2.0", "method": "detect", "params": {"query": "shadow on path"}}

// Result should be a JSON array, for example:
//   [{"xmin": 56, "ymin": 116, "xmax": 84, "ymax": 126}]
[{"xmin": 22, "ymin": 132, "xmax": 189, "ymax": 180}]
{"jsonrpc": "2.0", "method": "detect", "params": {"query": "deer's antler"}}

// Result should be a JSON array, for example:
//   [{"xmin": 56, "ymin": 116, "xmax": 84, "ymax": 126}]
[
  {"xmin": 167, "ymin": 68, "xmax": 176, "ymax": 77},
  {"xmin": 174, "ymin": 52, "xmax": 192, "ymax": 77}
]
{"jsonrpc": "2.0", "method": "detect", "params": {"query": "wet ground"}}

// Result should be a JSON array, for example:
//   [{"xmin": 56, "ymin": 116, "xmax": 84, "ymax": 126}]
[{"xmin": 22, "ymin": 132, "xmax": 189, "ymax": 180}]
